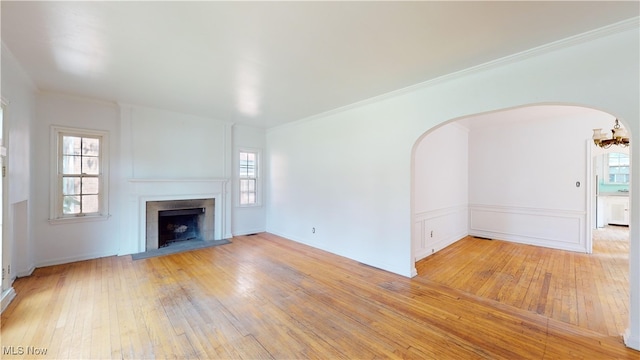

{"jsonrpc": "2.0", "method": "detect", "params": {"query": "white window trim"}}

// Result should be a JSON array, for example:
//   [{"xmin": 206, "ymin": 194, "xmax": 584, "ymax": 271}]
[
  {"xmin": 49, "ymin": 126, "xmax": 110, "ymax": 224},
  {"xmin": 236, "ymin": 147, "xmax": 261, "ymax": 207},
  {"xmin": 605, "ymin": 152, "xmax": 630, "ymax": 185}
]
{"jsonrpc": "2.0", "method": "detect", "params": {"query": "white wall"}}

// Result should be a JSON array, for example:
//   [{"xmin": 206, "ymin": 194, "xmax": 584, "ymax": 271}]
[
  {"xmin": 232, "ymin": 124, "xmax": 266, "ymax": 235},
  {"xmin": 468, "ymin": 111, "xmax": 614, "ymax": 252},
  {"xmin": 1, "ymin": 44, "xmax": 36, "ymax": 278},
  {"xmin": 413, "ymin": 123, "xmax": 468, "ymax": 261},
  {"xmin": 266, "ymin": 24, "xmax": 639, "ymax": 348},
  {"xmin": 125, "ymin": 105, "xmax": 228, "ymax": 179},
  {"xmin": 32, "ymin": 93, "xmax": 121, "ymax": 266}
]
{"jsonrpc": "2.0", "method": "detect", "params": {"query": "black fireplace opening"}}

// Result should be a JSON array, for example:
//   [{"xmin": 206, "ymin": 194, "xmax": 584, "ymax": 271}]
[{"xmin": 158, "ymin": 207, "xmax": 205, "ymax": 248}]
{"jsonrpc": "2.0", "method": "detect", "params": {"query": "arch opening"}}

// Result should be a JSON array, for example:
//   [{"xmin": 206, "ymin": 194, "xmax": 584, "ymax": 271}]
[{"xmin": 410, "ymin": 103, "xmax": 634, "ymax": 339}]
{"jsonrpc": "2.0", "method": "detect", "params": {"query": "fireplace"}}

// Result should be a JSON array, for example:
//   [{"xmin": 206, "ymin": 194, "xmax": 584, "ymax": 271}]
[
  {"xmin": 158, "ymin": 207, "xmax": 205, "ymax": 247},
  {"xmin": 146, "ymin": 198, "xmax": 215, "ymax": 250}
]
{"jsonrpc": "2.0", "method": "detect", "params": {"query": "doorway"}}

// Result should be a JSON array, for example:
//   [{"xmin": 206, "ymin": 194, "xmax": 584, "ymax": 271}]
[{"xmin": 411, "ymin": 104, "xmax": 632, "ymax": 336}]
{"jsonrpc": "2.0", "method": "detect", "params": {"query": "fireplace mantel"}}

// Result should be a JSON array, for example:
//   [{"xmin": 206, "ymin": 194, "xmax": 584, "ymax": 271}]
[
  {"xmin": 128, "ymin": 178, "xmax": 229, "ymax": 183},
  {"xmin": 123, "ymin": 177, "xmax": 232, "ymax": 254}
]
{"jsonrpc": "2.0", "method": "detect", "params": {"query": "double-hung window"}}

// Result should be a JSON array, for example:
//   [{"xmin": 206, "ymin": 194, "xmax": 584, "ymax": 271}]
[
  {"xmin": 239, "ymin": 150, "xmax": 258, "ymax": 206},
  {"xmin": 51, "ymin": 126, "xmax": 109, "ymax": 221}
]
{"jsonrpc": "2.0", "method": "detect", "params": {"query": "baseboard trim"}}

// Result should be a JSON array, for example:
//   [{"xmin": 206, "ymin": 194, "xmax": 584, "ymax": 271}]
[
  {"xmin": 1, "ymin": 287, "xmax": 16, "ymax": 314},
  {"xmin": 624, "ymin": 328, "xmax": 640, "ymax": 351},
  {"xmin": 233, "ymin": 228, "xmax": 267, "ymax": 237},
  {"xmin": 37, "ymin": 251, "xmax": 117, "ymax": 268},
  {"xmin": 16, "ymin": 265, "xmax": 35, "ymax": 278}
]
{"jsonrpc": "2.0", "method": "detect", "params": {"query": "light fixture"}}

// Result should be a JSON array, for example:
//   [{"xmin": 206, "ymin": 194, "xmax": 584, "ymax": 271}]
[{"xmin": 593, "ymin": 119, "xmax": 629, "ymax": 148}]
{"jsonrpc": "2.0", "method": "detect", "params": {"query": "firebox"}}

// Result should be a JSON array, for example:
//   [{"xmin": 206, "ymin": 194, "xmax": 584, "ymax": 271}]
[
  {"xmin": 145, "ymin": 198, "xmax": 215, "ymax": 251},
  {"xmin": 158, "ymin": 207, "xmax": 205, "ymax": 247}
]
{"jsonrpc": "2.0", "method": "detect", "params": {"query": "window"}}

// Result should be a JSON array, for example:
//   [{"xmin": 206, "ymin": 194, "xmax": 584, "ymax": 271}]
[
  {"xmin": 50, "ymin": 126, "xmax": 109, "ymax": 222},
  {"xmin": 239, "ymin": 150, "xmax": 258, "ymax": 206},
  {"xmin": 608, "ymin": 152, "xmax": 629, "ymax": 184}
]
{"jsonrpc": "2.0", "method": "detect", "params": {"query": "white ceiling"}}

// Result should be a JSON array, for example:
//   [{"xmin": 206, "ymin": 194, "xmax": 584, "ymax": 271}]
[{"xmin": 2, "ymin": 1, "xmax": 638, "ymax": 128}]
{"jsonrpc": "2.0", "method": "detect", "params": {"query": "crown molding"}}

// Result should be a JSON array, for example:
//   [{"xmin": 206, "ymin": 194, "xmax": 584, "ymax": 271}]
[{"xmin": 268, "ymin": 17, "xmax": 640, "ymax": 134}]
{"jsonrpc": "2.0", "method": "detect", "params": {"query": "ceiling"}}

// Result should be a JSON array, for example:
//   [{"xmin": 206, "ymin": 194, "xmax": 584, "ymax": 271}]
[{"xmin": 2, "ymin": 1, "xmax": 638, "ymax": 129}]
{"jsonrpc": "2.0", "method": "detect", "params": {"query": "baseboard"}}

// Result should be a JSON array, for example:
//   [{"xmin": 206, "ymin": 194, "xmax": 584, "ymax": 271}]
[
  {"xmin": 267, "ymin": 229, "xmax": 413, "ymax": 277},
  {"xmin": 16, "ymin": 265, "xmax": 35, "ymax": 278},
  {"xmin": 233, "ymin": 228, "xmax": 266, "ymax": 236},
  {"xmin": 624, "ymin": 328, "xmax": 640, "ymax": 351},
  {"xmin": 468, "ymin": 230, "xmax": 587, "ymax": 253},
  {"xmin": 415, "ymin": 232, "xmax": 466, "ymax": 261},
  {"xmin": 1, "ymin": 287, "xmax": 16, "ymax": 314},
  {"xmin": 36, "ymin": 251, "xmax": 117, "ymax": 268}
]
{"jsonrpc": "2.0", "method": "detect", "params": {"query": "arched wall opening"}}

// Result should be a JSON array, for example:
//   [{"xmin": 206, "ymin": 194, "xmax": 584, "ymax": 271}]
[{"xmin": 410, "ymin": 103, "xmax": 634, "ymax": 342}]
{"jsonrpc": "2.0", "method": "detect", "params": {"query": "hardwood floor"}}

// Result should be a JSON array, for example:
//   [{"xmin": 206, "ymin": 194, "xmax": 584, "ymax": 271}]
[
  {"xmin": 416, "ymin": 226, "xmax": 630, "ymax": 337},
  {"xmin": 2, "ymin": 232, "xmax": 637, "ymax": 359}
]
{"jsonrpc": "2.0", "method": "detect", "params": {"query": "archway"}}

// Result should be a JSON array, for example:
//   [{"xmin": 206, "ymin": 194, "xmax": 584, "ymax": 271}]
[{"xmin": 410, "ymin": 103, "xmax": 634, "ymax": 341}]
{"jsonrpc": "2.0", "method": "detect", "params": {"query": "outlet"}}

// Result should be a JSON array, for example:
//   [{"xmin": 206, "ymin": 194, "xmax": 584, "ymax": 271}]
[
  {"xmin": 430, "ymin": 230, "xmax": 433, "ymax": 238},
  {"xmin": 7, "ymin": 265, "xmax": 9, "ymax": 274},
  {"xmin": 431, "ymin": 249, "xmax": 435, "ymax": 253}
]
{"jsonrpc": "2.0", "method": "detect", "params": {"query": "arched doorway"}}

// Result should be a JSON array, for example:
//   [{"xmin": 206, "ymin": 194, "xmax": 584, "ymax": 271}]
[{"xmin": 411, "ymin": 104, "xmax": 633, "ymax": 339}]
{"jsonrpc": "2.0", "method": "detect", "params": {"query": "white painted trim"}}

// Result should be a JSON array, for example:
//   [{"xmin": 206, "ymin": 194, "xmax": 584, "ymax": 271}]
[
  {"xmin": 233, "ymin": 228, "xmax": 266, "ymax": 236},
  {"xmin": 49, "ymin": 125, "xmax": 110, "ymax": 222},
  {"xmin": 36, "ymin": 251, "xmax": 116, "ymax": 268},
  {"xmin": 268, "ymin": 17, "xmax": 640, "ymax": 135},
  {"xmin": 128, "ymin": 178, "xmax": 229, "ymax": 183},
  {"xmin": 267, "ymin": 229, "xmax": 412, "ymax": 277},
  {"xmin": 1, "ymin": 287, "xmax": 16, "ymax": 314},
  {"xmin": 235, "ymin": 147, "xmax": 263, "ymax": 208},
  {"xmin": 16, "ymin": 265, "xmax": 35, "ymax": 278},
  {"xmin": 414, "ymin": 232, "xmax": 466, "ymax": 261},
  {"xmin": 415, "ymin": 205, "xmax": 468, "ymax": 221},
  {"xmin": 469, "ymin": 203, "xmax": 586, "ymax": 217},
  {"xmin": 138, "ymin": 192, "xmax": 225, "ymax": 252},
  {"xmin": 585, "ymin": 139, "xmax": 594, "ymax": 254},
  {"xmin": 414, "ymin": 205, "xmax": 468, "ymax": 261},
  {"xmin": 624, "ymin": 328, "xmax": 640, "ymax": 351},
  {"xmin": 469, "ymin": 204, "xmax": 587, "ymax": 252}
]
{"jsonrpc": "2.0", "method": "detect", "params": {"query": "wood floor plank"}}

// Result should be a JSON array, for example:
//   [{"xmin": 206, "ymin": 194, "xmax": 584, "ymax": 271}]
[{"xmin": 1, "ymin": 231, "xmax": 636, "ymax": 359}]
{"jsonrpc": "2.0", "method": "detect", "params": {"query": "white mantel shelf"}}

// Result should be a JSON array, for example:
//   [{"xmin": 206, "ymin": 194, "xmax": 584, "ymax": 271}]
[
  {"xmin": 128, "ymin": 178, "xmax": 229, "ymax": 182},
  {"xmin": 122, "ymin": 177, "xmax": 233, "ymax": 255}
]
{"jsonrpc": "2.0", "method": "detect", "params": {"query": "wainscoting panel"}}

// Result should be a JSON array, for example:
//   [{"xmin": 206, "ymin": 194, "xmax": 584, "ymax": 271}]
[
  {"xmin": 414, "ymin": 205, "xmax": 468, "ymax": 261},
  {"xmin": 469, "ymin": 204, "xmax": 586, "ymax": 252}
]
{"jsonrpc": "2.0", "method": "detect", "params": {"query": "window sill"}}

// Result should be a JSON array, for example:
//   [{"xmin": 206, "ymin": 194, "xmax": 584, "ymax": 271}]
[
  {"xmin": 49, "ymin": 214, "xmax": 111, "ymax": 225},
  {"xmin": 236, "ymin": 204, "xmax": 262, "ymax": 209}
]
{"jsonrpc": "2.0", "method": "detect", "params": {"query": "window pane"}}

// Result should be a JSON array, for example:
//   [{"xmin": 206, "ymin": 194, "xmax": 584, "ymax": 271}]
[
  {"xmin": 239, "ymin": 151, "xmax": 256, "ymax": 178},
  {"xmin": 82, "ymin": 137, "xmax": 100, "ymax": 156},
  {"xmin": 62, "ymin": 136, "xmax": 82, "ymax": 155},
  {"xmin": 620, "ymin": 157, "xmax": 630, "ymax": 166},
  {"xmin": 62, "ymin": 177, "xmax": 81, "ymax": 195},
  {"xmin": 82, "ymin": 177, "xmax": 99, "ymax": 194},
  {"xmin": 82, "ymin": 195, "xmax": 99, "ymax": 213},
  {"xmin": 63, "ymin": 196, "xmax": 81, "ymax": 214},
  {"xmin": 248, "ymin": 179, "xmax": 255, "ymax": 191},
  {"xmin": 240, "ymin": 193, "xmax": 249, "ymax": 205},
  {"xmin": 62, "ymin": 155, "xmax": 82, "ymax": 174},
  {"xmin": 82, "ymin": 156, "xmax": 100, "ymax": 174}
]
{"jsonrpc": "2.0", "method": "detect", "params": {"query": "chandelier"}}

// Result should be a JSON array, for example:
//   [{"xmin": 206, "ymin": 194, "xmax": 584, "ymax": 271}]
[{"xmin": 593, "ymin": 119, "xmax": 629, "ymax": 148}]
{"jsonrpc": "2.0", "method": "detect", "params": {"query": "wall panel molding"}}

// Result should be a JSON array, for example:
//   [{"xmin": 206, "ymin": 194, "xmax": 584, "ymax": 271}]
[
  {"xmin": 414, "ymin": 205, "xmax": 468, "ymax": 261},
  {"xmin": 469, "ymin": 204, "xmax": 587, "ymax": 252}
]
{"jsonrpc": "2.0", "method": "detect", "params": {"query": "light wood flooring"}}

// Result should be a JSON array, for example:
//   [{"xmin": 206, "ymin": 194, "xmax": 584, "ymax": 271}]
[
  {"xmin": 416, "ymin": 226, "xmax": 630, "ymax": 338},
  {"xmin": 1, "ymin": 231, "xmax": 637, "ymax": 359}
]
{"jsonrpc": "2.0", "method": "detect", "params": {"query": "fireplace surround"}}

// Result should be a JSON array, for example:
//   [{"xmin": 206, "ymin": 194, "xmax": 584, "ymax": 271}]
[{"xmin": 146, "ymin": 198, "xmax": 215, "ymax": 250}]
